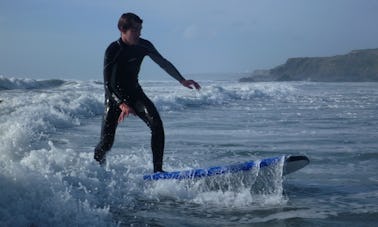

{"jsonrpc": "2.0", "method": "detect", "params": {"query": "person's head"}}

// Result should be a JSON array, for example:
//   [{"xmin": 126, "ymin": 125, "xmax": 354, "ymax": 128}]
[{"xmin": 118, "ymin": 13, "xmax": 143, "ymax": 45}]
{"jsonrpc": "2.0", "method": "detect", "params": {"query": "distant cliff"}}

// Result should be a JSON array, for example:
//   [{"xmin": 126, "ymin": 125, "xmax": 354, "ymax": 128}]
[{"xmin": 240, "ymin": 48, "xmax": 378, "ymax": 82}]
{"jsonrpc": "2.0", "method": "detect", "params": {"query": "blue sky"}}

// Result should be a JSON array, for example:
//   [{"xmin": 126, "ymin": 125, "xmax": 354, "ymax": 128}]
[{"xmin": 1, "ymin": 0, "xmax": 378, "ymax": 80}]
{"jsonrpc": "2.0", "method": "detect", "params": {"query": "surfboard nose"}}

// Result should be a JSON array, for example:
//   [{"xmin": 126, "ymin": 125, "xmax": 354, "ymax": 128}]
[{"xmin": 283, "ymin": 155, "xmax": 310, "ymax": 176}]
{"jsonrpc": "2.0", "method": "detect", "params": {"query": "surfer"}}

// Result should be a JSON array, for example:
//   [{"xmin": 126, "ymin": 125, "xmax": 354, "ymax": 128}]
[{"xmin": 94, "ymin": 13, "xmax": 200, "ymax": 172}]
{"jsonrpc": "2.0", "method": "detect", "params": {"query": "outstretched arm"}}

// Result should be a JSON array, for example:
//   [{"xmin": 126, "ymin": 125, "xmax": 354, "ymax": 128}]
[{"xmin": 145, "ymin": 40, "xmax": 200, "ymax": 90}]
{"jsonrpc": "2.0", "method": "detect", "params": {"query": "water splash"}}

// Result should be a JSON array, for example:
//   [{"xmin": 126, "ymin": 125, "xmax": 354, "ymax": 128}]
[{"xmin": 143, "ymin": 157, "xmax": 287, "ymax": 208}]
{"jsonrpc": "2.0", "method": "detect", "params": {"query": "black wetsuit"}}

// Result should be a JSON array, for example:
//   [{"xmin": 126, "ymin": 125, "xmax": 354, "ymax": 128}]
[{"xmin": 94, "ymin": 38, "xmax": 185, "ymax": 172}]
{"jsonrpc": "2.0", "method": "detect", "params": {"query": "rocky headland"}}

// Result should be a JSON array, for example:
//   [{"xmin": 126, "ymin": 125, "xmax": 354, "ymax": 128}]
[{"xmin": 240, "ymin": 48, "xmax": 378, "ymax": 82}]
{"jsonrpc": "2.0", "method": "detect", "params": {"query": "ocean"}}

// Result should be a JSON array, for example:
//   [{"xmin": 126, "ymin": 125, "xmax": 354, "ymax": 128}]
[{"xmin": 0, "ymin": 75, "xmax": 377, "ymax": 226}]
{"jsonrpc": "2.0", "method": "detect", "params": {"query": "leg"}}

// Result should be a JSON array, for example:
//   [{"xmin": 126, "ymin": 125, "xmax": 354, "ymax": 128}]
[
  {"xmin": 94, "ymin": 99, "xmax": 120, "ymax": 165},
  {"xmin": 132, "ymin": 93, "xmax": 165, "ymax": 172}
]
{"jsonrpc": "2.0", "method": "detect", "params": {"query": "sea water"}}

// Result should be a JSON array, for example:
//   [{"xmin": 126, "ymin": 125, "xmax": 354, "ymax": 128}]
[{"xmin": 0, "ymin": 75, "xmax": 377, "ymax": 226}]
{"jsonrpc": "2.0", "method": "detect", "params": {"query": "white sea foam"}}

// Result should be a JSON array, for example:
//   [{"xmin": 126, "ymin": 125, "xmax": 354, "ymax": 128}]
[
  {"xmin": 149, "ymin": 81, "xmax": 297, "ymax": 111},
  {"xmin": 0, "ymin": 77, "xmax": 110, "ymax": 226},
  {"xmin": 1, "ymin": 76, "xmax": 377, "ymax": 225},
  {"xmin": 0, "ymin": 79, "xmax": 103, "ymax": 160},
  {"xmin": 0, "ymin": 142, "xmax": 112, "ymax": 226},
  {"xmin": 143, "ymin": 157, "xmax": 286, "ymax": 208}
]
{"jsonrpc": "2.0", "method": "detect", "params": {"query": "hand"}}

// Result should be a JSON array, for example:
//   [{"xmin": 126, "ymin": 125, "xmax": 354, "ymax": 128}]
[
  {"xmin": 181, "ymin": 80, "xmax": 201, "ymax": 90},
  {"xmin": 118, "ymin": 103, "xmax": 135, "ymax": 123}
]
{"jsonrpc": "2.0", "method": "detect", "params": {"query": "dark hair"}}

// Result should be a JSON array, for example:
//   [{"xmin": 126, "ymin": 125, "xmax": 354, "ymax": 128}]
[{"xmin": 118, "ymin": 13, "xmax": 143, "ymax": 32}]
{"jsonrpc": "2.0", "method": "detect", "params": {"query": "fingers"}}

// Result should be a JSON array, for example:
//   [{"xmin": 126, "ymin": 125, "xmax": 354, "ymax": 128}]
[
  {"xmin": 118, "ymin": 104, "xmax": 137, "ymax": 123},
  {"xmin": 118, "ymin": 108, "xmax": 129, "ymax": 123},
  {"xmin": 182, "ymin": 80, "xmax": 201, "ymax": 90},
  {"xmin": 118, "ymin": 113, "xmax": 123, "ymax": 123},
  {"xmin": 192, "ymin": 80, "xmax": 201, "ymax": 90},
  {"xmin": 118, "ymin": 111, "xmax": 127, "ymax": 123}
]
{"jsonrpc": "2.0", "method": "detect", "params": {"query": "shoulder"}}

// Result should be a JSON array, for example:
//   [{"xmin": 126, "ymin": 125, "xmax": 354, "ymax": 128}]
[
  {"xmin": 138, "ymin": 38, "xmax": 156, "ymax": 52},
  {"xmin": 138, "ymin": 38, "xmax": 153, "ymax": 46},
  {"xmin": 105, "ymin": 40, "xmax": 122, "ymax": 56}
]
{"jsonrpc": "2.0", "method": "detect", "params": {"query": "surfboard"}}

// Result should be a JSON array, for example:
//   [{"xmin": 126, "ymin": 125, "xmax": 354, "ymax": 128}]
[{"xmin": 143, "ymin": 155, "xmax": 309, "ymax": 181}]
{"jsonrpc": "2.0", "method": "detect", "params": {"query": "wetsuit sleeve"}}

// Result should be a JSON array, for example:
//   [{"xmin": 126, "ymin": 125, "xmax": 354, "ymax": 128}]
[
  {"xmin": 145, "ymin": 40, "xmax": 186, "ymax": 82},
  {"xmin": 103, "ymin": 42, "xmax": 127, "ymax": 106}
]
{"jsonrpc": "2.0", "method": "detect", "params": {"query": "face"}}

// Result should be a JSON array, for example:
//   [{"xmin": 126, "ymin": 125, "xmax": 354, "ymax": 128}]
[{"xmin": 122, "ymin": 23, "xmax": 142, "ymax": 45}]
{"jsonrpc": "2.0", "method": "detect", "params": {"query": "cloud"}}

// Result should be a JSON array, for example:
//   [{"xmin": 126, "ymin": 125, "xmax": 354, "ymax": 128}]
[
  {"xmin": 183, "ymin": 24, "xmax": 199, "ymax": 40},
  {"xmin": 182, "ymin": 23, "xmax": 220, "ymax": 41}
]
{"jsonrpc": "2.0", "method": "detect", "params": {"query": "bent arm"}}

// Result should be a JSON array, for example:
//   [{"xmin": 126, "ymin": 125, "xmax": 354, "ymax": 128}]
[{"xmin": 103, "ymin": 42, "xmax": 129, "ymax": 105}]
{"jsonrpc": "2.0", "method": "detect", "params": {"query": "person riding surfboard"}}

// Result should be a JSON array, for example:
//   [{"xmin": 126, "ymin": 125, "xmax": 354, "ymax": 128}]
[{"xmin": 94, "ymin": 13, "xmax": 200, "ymax": 172}]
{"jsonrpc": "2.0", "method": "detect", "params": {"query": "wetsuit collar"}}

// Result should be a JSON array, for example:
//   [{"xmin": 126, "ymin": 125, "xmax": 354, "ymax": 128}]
[{"xmin": 118, "ymin": 37, "xmax": 140, "ymax": 47}]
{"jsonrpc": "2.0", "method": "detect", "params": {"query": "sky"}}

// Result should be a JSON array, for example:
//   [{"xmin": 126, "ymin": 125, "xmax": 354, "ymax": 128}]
[{"xmin": 1, "ymin": 0, "xmax": 378, "ymax": 80}]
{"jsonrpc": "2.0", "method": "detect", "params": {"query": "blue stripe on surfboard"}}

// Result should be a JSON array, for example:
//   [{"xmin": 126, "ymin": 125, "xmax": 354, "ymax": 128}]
[{"xmin": 143, "ymin": 156, "xmax": 283, "ymax": 181}]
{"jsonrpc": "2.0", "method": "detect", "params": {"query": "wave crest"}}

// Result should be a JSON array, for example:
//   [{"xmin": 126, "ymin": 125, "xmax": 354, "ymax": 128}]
[
  {"xmin": 153, "ymin": 83, "xmax": 296, "ymax": 110},
  {"xmin": 0, "ymin": 75, "xmax": 65, "ymax": 90}
]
